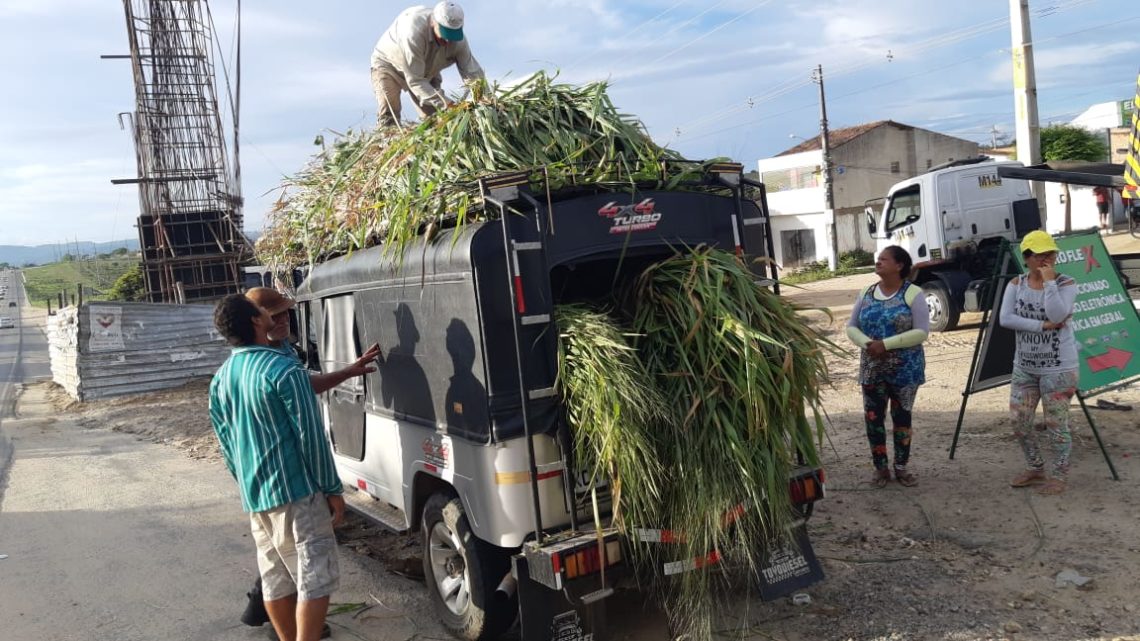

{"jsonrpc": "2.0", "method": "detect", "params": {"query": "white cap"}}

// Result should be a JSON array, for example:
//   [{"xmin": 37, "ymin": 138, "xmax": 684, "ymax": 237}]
[{"xmin": 432, "ymin": 1, "xmax": 465, "ymax": 41}]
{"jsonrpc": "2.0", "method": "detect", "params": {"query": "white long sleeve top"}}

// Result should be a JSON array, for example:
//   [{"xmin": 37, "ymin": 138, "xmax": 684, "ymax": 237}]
[{"xmin": 999, "ymin": 274, "xmax": 1079, "ymax": 373}]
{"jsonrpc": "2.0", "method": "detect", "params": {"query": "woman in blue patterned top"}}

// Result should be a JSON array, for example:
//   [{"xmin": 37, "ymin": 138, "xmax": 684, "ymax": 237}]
[
  {"xmin": 846, "ymin": 246, "xmax": 930, "ymax": 488},
  {"xmin": 999, "ymin": 230, "xmax": 1078, "ymax": 496}
]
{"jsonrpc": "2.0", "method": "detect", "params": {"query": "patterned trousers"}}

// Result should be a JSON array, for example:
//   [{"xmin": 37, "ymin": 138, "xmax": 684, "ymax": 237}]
[
  {"xmin": 862, "ymin": 381, "xmax": 920, "ymax": 471},
  {"xmin": 1010, "ymin": 368, "xmax": 1078, "ymax": 480}
]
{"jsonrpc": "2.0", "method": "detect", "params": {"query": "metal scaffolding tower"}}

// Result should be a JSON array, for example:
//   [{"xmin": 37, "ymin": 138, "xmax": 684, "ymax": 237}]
[{"xmin": 110, "ymin": 0, "xmax": 247, "ymax": 303}]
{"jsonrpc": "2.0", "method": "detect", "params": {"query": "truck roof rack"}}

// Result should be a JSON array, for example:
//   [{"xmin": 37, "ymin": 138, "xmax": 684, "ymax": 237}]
[{"xmin": 927, "ymin": 155, "xmax": 993, "ymax": 174}]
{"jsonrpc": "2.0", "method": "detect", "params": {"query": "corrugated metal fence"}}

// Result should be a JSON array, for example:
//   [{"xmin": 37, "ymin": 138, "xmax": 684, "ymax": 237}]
[{"xmin": 47, "ymin": 302, "xmax": 228, "ymax": 401}]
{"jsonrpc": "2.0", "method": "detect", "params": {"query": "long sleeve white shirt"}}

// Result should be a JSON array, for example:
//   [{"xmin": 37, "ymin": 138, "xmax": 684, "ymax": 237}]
[
  {"xmin": 370, "ymin": 6, "xmax": 484, "ymax": 108},
  {"xmin": 999, "ymin": 274, "xmax": 1079, "ymax": 373}
]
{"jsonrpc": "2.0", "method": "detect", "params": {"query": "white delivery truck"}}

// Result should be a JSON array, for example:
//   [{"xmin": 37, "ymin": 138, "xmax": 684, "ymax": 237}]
[{"xmin": 865, "ymin": 157, "xmax": 1042, "ymax": 331}]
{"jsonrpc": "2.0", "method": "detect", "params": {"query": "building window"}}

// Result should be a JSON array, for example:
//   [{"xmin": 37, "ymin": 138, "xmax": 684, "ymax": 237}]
[
  {"xmin": 926, "ymin": 159, "xmax": 932, "ymax": 169},
  {"xmin": 890, "ymin": 161, "xmax": 900, "ymax": 174},
  {"xmin": 761, "ymin": 166, "xmax": 821, "ymax": 192}
]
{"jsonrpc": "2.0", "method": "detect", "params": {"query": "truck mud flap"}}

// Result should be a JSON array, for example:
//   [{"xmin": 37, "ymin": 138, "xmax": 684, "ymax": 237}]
[
  {"xmin": 755, "ymin": 522, "xmax": 825, "ymax": 601},
  {"xmin": 513, "ymin": 555, "xmax": 609, "ymax": 641}
]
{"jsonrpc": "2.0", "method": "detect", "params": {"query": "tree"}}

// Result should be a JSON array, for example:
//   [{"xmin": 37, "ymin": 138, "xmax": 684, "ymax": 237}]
[
  {"xmin": 61, "ymin": 253, "xmax": 75, "ymax": 262},
  {"xmin": 1040, "ymin": 125, "xmax": 1109, "ymax": 232},
  {"xmin": 1040, "ymin": 125, "xmax": 1108, "ymax": 162},
  {"xmin": 111, "ymin": 247, "xmax": 130, "ymax": 256},
  {"xmin": 108, "ymin": 263, "xmax": 146, "ymax": 302}
]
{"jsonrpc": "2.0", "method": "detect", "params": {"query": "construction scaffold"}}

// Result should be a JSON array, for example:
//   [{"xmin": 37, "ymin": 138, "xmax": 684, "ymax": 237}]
[{"xmin": 110, "ymin": 0, "xmax": 248, "ymax": 303}]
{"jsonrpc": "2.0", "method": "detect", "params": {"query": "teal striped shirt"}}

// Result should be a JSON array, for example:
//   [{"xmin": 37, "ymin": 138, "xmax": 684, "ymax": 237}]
[{"xmin": 209, "ymin": 345, "xmax": 343, "ymax": 512}]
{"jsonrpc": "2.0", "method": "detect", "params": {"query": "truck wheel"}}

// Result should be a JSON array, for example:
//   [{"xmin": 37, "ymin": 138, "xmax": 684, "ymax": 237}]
[
  {"xmin": 422, "ymin": 492, "xmax": 516, "ymax": 641},
  {"xmin": 922, "ymin": 283, "xmax": 960, "ymax": 333}
]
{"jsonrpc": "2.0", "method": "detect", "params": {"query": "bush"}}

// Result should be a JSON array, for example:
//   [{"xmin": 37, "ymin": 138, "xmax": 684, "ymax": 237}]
[
  {"xmin": 108, "ymin": 263, "xmax": 146, "ymax": 302},
  {"xmin": 839, "ymin": 249, "xmax": 874, "ymax": 269}
]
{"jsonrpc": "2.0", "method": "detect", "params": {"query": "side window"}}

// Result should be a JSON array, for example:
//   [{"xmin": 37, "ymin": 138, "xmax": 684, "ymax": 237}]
[
  {"xmin": 885, "ymin": 186, "xmax": 922, "ymax": 232},
  {"xmin": 298, "ymin": 301, "xmax": 321, "ymax": 371},
  {"xmin": 322, "ymin": 295, "xmax": 363, "ymax": 393}
]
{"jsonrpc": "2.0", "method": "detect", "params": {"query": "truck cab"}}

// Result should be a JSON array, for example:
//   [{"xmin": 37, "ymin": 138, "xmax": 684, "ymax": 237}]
[{"xmin": 866, "ymin": 158, "xmax": 1040, "ymax": 331}]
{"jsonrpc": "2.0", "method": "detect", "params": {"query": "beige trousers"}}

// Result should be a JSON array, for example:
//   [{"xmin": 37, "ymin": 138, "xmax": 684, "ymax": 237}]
[{"xmin": 370, "ymin": 66, "xmax": 440, "ymax": 127}]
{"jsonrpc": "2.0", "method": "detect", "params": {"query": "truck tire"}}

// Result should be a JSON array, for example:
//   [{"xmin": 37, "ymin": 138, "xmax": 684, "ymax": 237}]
[
  {"xmin": 422, "ymin": 492, "xmax": 516, "ymax": 641},
  {"xmin": 922, "ymin": 282, "xmax": 960, "ymax": 333}
]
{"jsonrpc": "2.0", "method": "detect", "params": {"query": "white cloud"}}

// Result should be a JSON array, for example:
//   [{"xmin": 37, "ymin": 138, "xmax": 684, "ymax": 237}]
[{"xmin": 987, "ymin": 41, "xmax": 1140, "ymax": 85}]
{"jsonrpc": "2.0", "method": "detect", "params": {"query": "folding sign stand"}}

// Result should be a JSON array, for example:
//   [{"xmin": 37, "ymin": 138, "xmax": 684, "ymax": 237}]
[{"xmin": 949, "ymin": 232, "xmax": 1139, "ymax": 481}]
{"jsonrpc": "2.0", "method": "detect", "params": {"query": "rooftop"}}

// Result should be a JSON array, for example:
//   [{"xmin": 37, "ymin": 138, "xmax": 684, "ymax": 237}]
[{"xmin": 777, "ymin": 120, "xmax": 915, "ymax": 156}]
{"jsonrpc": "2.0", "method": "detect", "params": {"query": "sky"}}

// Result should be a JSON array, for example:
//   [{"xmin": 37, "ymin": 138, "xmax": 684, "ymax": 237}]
[{"xmin": 0, "ymin": 0, "xmax": 1137, "ymax": 246}]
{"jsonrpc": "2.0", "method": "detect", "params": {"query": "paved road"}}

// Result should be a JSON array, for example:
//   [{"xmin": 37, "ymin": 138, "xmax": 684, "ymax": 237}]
[{"xmin": 0, "ymin": 281, "xmax": 441, "ymax": 641}]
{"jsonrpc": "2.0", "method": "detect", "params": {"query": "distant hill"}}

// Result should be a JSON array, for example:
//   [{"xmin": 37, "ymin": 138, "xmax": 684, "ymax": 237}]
[
  {"xmin": 0, "ymin": 231, "xmax": 260, "ymax": 266},
  {"xmin": 0, "ymin": 239, "xmax": 140, "ymax": 266}
]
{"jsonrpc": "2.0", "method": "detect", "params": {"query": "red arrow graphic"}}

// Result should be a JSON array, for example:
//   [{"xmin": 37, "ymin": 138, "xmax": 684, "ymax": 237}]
[{"xmin": 1087, "ymin": 347, "xmax": 1133, "ymax": 373}]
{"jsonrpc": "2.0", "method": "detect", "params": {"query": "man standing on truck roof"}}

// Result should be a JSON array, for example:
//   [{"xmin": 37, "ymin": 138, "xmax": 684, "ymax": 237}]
[
  {"xmin": 370, "ymin": 1, "xmax": 484, "ymax": 127},
  {"xmin": 209, "ymin": 294, "xmax": 345, "ymax": 641}
]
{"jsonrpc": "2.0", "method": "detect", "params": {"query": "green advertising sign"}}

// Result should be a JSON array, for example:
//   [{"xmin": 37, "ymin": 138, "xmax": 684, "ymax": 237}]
[{"xmin": 1051, "ymin": 232, "xmax": 1140, "ymax": 393}]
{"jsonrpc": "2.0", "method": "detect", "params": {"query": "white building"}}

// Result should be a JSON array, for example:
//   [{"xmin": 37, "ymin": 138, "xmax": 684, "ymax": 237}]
[
  {"xmin": 758, "ymin": 121, "xmax": 979, "ymax": 269},
  {"xmin": 1070, "ymin": 99, "xmax": 1134, "ymax": 132}
]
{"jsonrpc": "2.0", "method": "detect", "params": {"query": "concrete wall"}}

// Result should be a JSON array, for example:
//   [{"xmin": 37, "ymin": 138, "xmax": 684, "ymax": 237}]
[
  {"xmin": 833, "ymin": 126, "xmax": 978, "ymax": 211},
  {"xmin": 47, "ymin": 301, "xmax": 229, "ymax": 401},
  {"xmin": 1110, "ymin": 127, "xmax": 1132, "ymax": 164}
]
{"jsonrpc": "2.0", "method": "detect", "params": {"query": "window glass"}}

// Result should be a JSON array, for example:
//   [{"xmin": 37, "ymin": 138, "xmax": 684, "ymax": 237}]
[
  {"xmin": 322, "ymin": 295, "xmax": 362, "ymax": 392},
  {"xmin": 761, "ymin": 166, "xmax": 821, "ymax": 192},
  {"xmin": 885, "ymin": 186, "xmax": 922, "ymax": 232}
]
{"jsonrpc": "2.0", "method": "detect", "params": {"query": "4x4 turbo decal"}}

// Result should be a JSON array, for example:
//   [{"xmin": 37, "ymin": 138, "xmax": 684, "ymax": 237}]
[{"xmin": 598, "ymin": 198, "xmax": 661, "ymax": 234}]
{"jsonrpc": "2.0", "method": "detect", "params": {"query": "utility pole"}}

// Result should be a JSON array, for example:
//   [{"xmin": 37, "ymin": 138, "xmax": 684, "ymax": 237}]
[
  {"xmin": 813, "ymin": 64, "xmax": 839, "ymax": 271},
  {"xmin": 1010, "ymin": 0, "xmax": 1044, "ymax": 221}
]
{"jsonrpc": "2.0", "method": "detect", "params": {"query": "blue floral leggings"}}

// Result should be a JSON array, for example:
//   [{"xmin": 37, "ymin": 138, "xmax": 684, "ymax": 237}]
[{"xmin": 1010, "ymin": 368, "xmax": 1078, "ymax": 480}]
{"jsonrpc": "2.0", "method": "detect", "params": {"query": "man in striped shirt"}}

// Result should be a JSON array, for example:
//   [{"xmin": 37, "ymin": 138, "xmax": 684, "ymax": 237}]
[{"xmin": 210, "ymin": 294, "xmax": 345, "ymax": 641}]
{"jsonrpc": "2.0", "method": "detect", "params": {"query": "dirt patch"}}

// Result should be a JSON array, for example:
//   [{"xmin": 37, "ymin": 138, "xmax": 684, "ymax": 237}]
[
  {"xmin": 45, "ymin": 379, "xmax": 221, "ymax": 462},
  {"xmin": 42, "ymin": 294, "xmax": 1140, "ymax": 640}
]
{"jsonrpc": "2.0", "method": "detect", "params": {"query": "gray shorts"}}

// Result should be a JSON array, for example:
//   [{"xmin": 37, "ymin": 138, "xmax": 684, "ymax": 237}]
[{"xmin": 249, "ymin": 492, "xmax": 340, "ymax": 601}]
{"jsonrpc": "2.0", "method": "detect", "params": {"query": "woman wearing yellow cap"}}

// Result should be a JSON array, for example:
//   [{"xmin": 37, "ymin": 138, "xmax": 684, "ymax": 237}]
[{"xmin": 999, "ymin": 230, "xmax": 1078, "ymax": 496}]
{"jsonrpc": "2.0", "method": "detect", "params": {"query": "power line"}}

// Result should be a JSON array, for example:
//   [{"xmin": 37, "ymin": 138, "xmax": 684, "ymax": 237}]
[
  {"xmin": 567, "ymin": 0, "xmax": 730, "ymax": 75},
  {"xmin": 641, "ymin": 0, "xmax": 775, "ymax": 69},
  {"xmin": 563, "ymin": 0, "xmax": 694, "ymax": 73}
]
